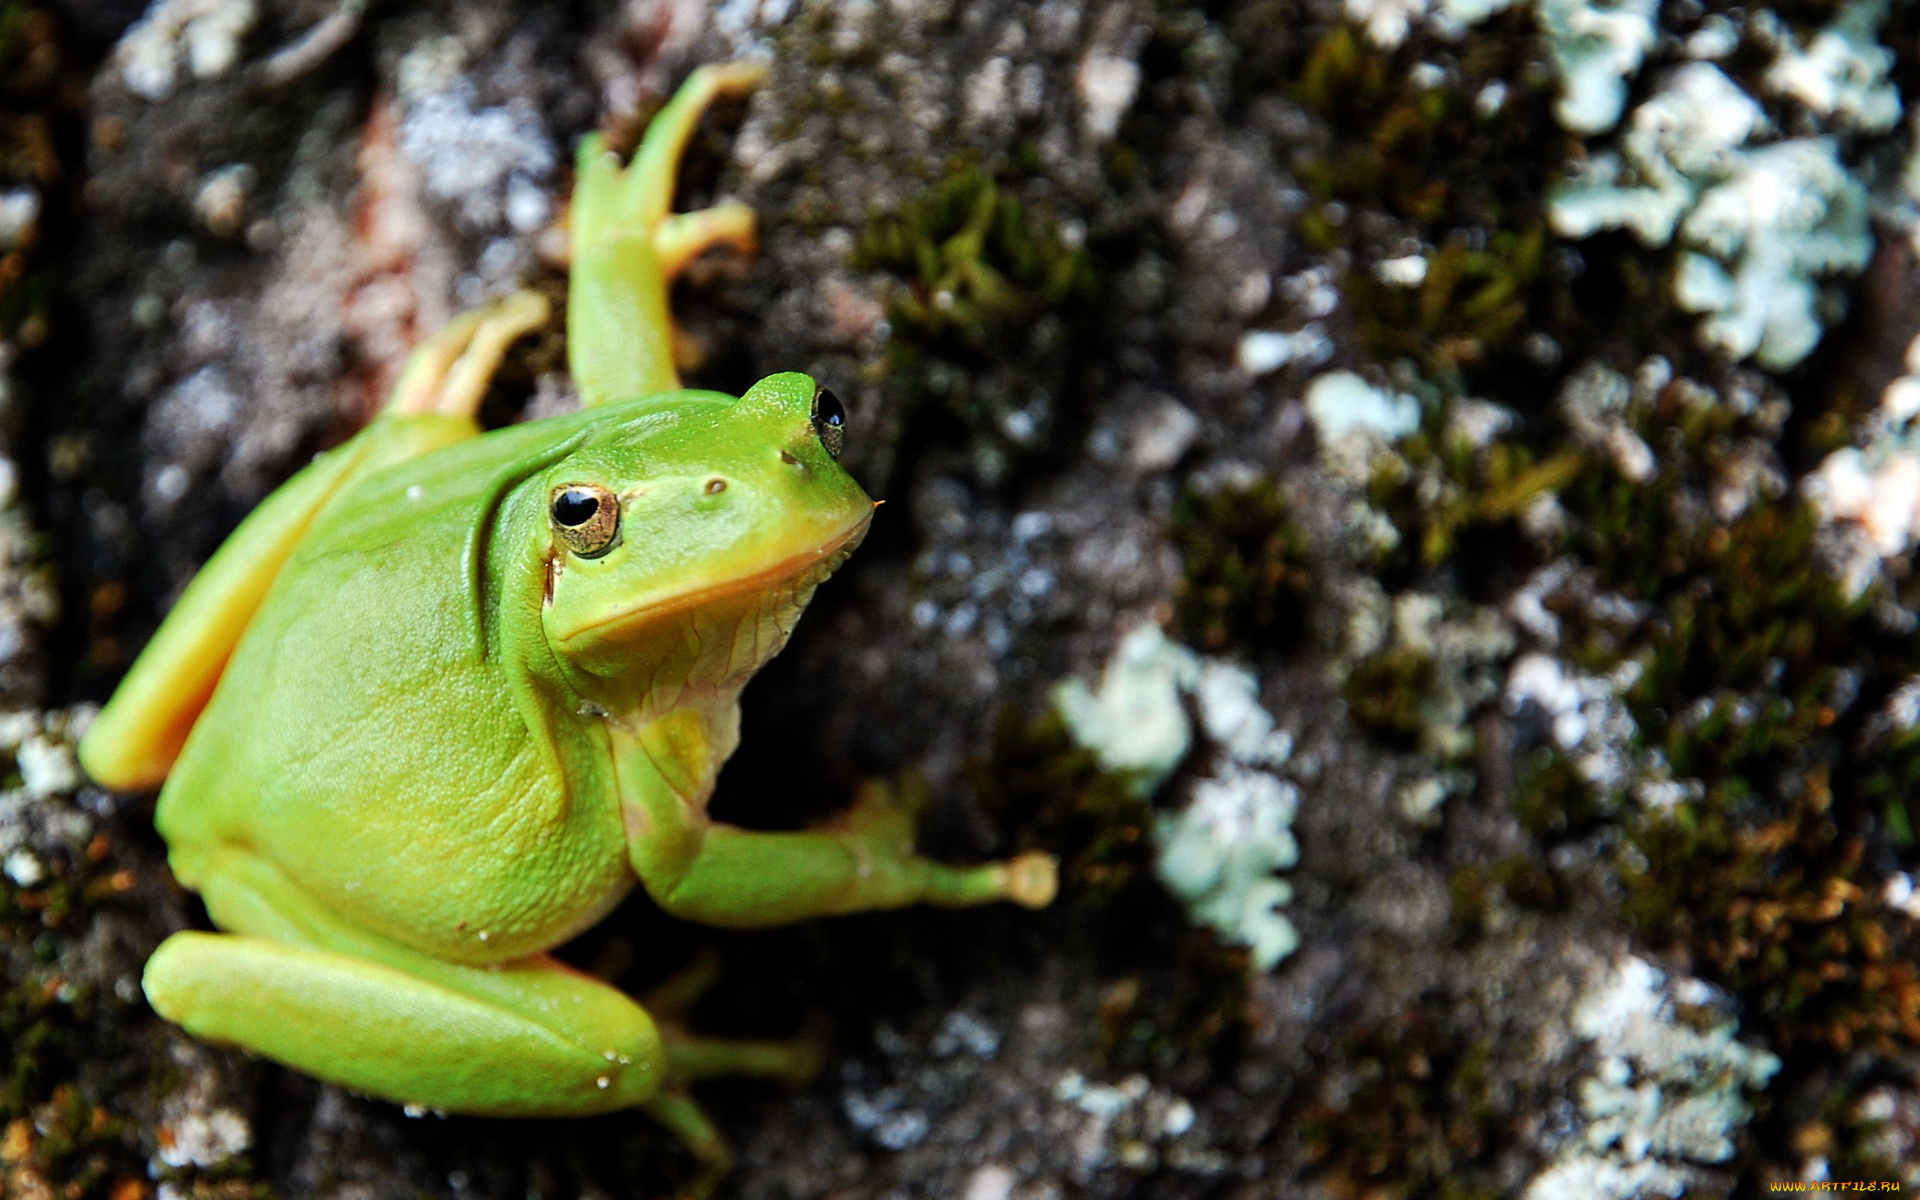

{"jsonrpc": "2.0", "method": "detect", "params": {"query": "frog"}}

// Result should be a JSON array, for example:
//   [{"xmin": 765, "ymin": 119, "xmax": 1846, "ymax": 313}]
[{"xmin": 77, "ymin": 62, "xmax": 1057, "ymax": 1191}]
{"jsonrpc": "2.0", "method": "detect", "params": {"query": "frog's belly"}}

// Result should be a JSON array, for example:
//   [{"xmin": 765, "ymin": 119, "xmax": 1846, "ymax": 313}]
[{"xmin": 241, "ymin": 767, "xmax": 634, "ymax": 965}]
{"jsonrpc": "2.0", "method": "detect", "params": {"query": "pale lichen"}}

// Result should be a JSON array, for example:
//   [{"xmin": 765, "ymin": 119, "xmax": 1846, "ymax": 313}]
[
  {"xmin": 1535, "ymin": 0, "xmax": 1660, "ymax": 135},
  {"xmin": 1524, "ymin": 956, "xmax": 1780, "ymax": 1199},
  {"xmin": 1806, "ymin": 329, "xmax": 1920, "ymax": 597},
  {"xmin": 1053, "ymin": 626, "xmax": 1301, "ymax": 968},
  {"xmin": 112, "ymin": 0, "xmax": 259, "ymax": 101},
  {"xmin": 1759, "ymin": 0, "xmax": 1900, "ymax": 135},
  {"xmin": 1549, "ymin": 64, "xmax": 1872, "ymax": 369}
]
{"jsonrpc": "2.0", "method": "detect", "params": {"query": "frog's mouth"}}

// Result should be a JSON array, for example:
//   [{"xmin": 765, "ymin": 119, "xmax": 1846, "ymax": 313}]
[{"xmin": 552, "ymin": 509, "xmax": 873, "ymax": 654}]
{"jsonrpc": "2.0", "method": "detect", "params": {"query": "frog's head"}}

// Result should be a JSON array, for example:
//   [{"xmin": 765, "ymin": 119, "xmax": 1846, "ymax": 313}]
[{"xmin": 538, "ymin": 372, "xmax": 874, "ymax": 700}]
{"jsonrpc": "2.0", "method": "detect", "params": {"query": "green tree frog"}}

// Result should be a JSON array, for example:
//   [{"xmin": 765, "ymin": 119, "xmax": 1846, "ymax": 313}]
[{"xmin": 77, "ymin": 62, "xmax": 1055, "ymax": 1187}]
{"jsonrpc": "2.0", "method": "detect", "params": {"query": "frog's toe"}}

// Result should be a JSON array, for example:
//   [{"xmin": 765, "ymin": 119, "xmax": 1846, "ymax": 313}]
[
  {"xmin": 840, "ymin": 775, "xmax": 923, "ymax": 838},
  {"xmin": 654, "ymin": 203, "xmax": 757, "ymax": 280},
  {"xmin": 1003, "ymin": 851, "xmax": 1060, "ymax": 909}
]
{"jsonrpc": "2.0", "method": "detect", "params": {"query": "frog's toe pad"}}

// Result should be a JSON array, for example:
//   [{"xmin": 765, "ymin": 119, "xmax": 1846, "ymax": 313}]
[{"xmin": 1003, "ymin": 851, "xmax": 1059, "ymax": 909}]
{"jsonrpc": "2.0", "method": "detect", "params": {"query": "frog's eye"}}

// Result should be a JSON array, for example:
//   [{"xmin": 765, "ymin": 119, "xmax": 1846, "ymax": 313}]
[
  {"xmin": 549, "ymin": 484, "xmax": 621, "ymax": 558},
  {"xmin": 811, "ymin": 387, "xmax": 846, "ymax": 459}
]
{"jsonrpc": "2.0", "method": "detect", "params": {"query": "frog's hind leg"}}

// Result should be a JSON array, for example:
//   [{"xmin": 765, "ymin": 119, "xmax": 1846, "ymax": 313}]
[
  {"xmin": 145, "ymin": 845, "xmax": 667, "ymax": 1117},
  {"xmin": 633, "ymin": 952, "xmax": 823, "ymax": 1200},
  {"xmin": 644, "ymin": 950, "xmax": 825, "ymax": 1088},
  {"xmin": 568, "ymin": 62, "xmax": 765, "ymax": 407},
  {"xmin": 78, "ymin": 292, "xmax": 550, "ymax": 793}
]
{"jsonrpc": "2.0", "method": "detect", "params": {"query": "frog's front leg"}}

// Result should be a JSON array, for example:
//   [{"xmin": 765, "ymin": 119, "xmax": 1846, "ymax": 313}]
[{"xmin": 615, "ymin": 718, "xmax": 1058, "ymax": 929}]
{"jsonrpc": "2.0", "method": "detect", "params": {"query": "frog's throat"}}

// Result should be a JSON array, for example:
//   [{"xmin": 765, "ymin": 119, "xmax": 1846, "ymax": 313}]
[{"xmin": 553, "ymin": 510, "xmax": 871, "ymax": 654}]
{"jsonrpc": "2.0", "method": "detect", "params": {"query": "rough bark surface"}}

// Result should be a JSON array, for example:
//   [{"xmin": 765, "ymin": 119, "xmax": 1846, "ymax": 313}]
[{"xmin": 5, "ymin": 0, "xmax": 1920, "ymax": 1197}]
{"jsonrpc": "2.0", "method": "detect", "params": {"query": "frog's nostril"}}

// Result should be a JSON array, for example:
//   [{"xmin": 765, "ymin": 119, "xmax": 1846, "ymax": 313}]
[
  {"xmin": 704, "ymin": 478, "xmax": 728, "ymax": 496},
  {"xmin": 779, "ymin": 450, "xmax": 798, "ymax": 465}
]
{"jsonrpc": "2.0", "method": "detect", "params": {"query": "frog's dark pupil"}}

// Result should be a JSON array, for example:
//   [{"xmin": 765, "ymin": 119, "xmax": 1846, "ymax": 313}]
[
  {"xmin": 553, "ymin": 489, "xmax": 599, "ymax": 527},
  {"xmin": 811, "ymin": 388, "xmax": 847, "ymax": 459},
  {"xmin": 815, "ymin": 389, "xmax": 845, "ymax": 429}
]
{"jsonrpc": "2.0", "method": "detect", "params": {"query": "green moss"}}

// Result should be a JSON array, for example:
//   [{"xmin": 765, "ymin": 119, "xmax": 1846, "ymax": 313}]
[
  {"xmin": 855, "ymin": 165, "xmax": 1098, "ymax": 481},
  {"xmin": 1510, "ymin": 745, "xmax": 1604, "ymax": 838},
  {"xmin": 1275, "ymin": 20, "xmax": 1576, "ymax": 382},
  {"xmin": 1343, "ymin": 646, "xmax": 1435, "ymax": 749},
  {"xmin": 1348, "ymin": 229, "xmax": 1548, "ymax": 375},
  {"xmin": 1620, "ymin": 772, "xmax": 1920, "ymax": 1053},
  {"xmin": 969, "ymin": 706, "xmax": 1155, "ymax": 907},
  {"xmin": 1370, "ymin": 417, "xmax": 1583, "ymax": 572},
  {"xmin": 1860, "ymin": 720, "xmax": 1920, "ymax": 849},
  {"xmin": 1168, "ymin": 476, "xmax": 1312, "ymax": 654},
  {"xmin": 1, "ymin": 849, "xmax": 155, "ymax": 1197},
  {"xmin": 1296, "ymin": 1007, "xmax": 1506, "ymax": 1200},
  {"xmin": 856, "ymin": 166, "xmax": 1094, "ymax": 357},
  {"xmin": 1533, "ymin": 388, "xmax": 1920, "ymax": 1054}
]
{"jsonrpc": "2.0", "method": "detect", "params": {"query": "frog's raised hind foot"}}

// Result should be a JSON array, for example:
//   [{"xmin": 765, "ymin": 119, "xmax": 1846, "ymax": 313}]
[
  {"xmin": 569, "ymin": 62, "xmax": 766, "ymax": 406},
  {"xmin": 384, "ymin": 289, "xmax": 551, "ymax": 418}
]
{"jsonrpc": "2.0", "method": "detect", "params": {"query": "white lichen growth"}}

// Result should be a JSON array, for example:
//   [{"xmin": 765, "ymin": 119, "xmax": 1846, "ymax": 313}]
[
  {"xmin": 394, "ymin": 37, "xmax": 557, "ymax": 234},
  {"xmin": 1535, "ymin": 0, "xmax": 1660, "ymax": 135},
  {"xmin": 1557, "ymin": 361, "xmax": 1655, "ymax": 482},
  {"xmin": 1760, "ymin": 0, "xmax": 1901, "ymax": 134},
  {"xmin": 1303, "ymin": 370, "xmax": 1422, "ymax": 460},
  {"xmin": 1549, "ymin": 63, "xmax": 1764, "ymax": 244},
  {"xmin": 1155, "ymin": 767, "xmax": 1300, "ymax": 968},
  {"xmin": 0, "ymin": 188, "xmax": 39, "ymax": 253},
  {"xmin": 1051, "ymin": 624, "xmax": 1199, "ymax": 793},
  {"xmin": 1342, "ymin": 0, "xmax": 1441, "ymax": 50},
  {"xmin": 1054, "ymin": 1070, "xmax": 1225, "ymax": 1178},
  {"xmin": 1339, "ymin": 0, "xmax": 1653, "ymax": 134},
  {"xmin": 1549, "ymin": 64, "xmax": 1872, "ymax": 369},
  {"xmin": 1236, "ymin": 325, "xmax": 1334, "ymax": 376},
  {"xmin": 1504, "ymin": 650, "xmax": 1701, "ymax": 813},
  {"xmin": 113, "ymin": 0, "xmax": 258, "ymax": 101},
  {"xmin": 1804, "ymin": 315, "xmax": 1920, "ymax": 595},
  {"xmin": 1054, "ymin": 627, "xmax": 1301, "ymax": 968},
  {"xmin": 1672, "ymin": 138, "xmax": 1870, "ymax": 368},
  {"xmin": 155, "ymin": 1107, "xmax": 252, "ymax": 1169},
  {"xmin": 1524, "ymin": 956, "xmax": 1780, "ymax": 1199}
]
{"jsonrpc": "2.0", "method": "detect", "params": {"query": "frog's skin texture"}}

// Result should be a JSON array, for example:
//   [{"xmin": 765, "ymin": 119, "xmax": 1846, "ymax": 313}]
[{"xmin": 77, "ymin": 63, "xmax": 1056, "ymax": 1188}]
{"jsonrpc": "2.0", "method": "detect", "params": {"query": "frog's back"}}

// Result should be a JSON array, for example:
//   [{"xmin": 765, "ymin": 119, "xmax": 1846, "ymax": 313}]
[{"xmin": 156, "ymin": 419, "xmax": 633, "ymax": 963}]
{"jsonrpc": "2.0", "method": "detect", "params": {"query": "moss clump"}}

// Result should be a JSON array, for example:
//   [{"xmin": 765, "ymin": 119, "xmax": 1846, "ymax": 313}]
[
  {"xmin": 855, "ymin": 166, "xmax": 1098, "ymax": 483},
  {"xmin": 1621, "ymin": 771, "xmax": 1920, "ymax": 1053},
  {"xmin": 1296, "ymin": 1006, "xmax": 1505, "ymax": 1200},
  {"xmin": 969, "ymin": 707, "xmax": 1155, "ymax": 907},
  {"xmin": 1347, "ymin": 230, "xmax": 1547, "ymax": 374},
  {"xmin": 970, "ymin": 707, "xmax": 1255, "ymax": 1066},
  {"xmin": 1860, "ymin": 718, "xmax": 1920, "ymax": 848},
  {"xmin": 1369, "ymin": 417, "xmax": 1583, "ymax": 576},
  {"xmin": 1509, "ymin": 745, "xmax": 1605, "ymax": 839},
  {"xmin": 1342, "ymin": 646, "xmax": 1435, "ymax": 749},
  {"xmin": 856, "ymin": 166, "xmax": 1094, "ymax": 359},
  {"xmin": 1169, "ymin": 477, "xmax": 1312, "ymax": 654},
  {"xmin": 1, "ymin": 838, "xmax": 152, "ymax": 1196},
  {"xmin": 1272, "ymin": 20, "xmax": 1575, "ymax": 382},
  {"xmin": 1537, "ymin": 387, "xmax": 1920, "ymax": 1054},
  {"xmin": 0, "ymin": 1087, "xmax": 146, "ymax": 1200}
]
